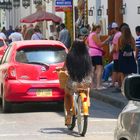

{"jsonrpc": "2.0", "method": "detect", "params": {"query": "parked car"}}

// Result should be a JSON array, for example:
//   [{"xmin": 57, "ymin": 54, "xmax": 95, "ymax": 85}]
[
  {"xmin": 114, "ymin": 74, "xmax": 140, "ymax": 140},
  {"xmin": 0, "ymin": 40, "xmax": 68, "ymax": 113},
  {"xmin": 0, "ymin": 37, "xmax": 8, "ymax": 60}
]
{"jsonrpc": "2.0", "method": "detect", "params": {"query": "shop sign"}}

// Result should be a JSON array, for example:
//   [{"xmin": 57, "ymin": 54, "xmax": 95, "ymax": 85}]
[{"xmin": 55, "ymin": 0, "xmax": 72, "ymax": 12}]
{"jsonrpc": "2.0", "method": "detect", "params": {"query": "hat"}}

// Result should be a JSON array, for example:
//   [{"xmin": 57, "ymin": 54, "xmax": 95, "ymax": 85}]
[
  {"xmin": 79, "ymin": 27, "xmax": 89, "ymax": 36},
  {"xmin": 111, "ymin": 22, "xmax": 118, "ymax": 28}
]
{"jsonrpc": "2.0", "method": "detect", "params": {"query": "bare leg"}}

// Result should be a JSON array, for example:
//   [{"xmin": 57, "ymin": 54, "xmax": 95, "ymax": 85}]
[
  {"xmin": 87, "ymin": 88, "xmax": 90, "ymax": 107},
  {"xmin": 64, "ymin": 88, "xmax": 73, "ymax": 125},
  {"xmin": 95, "ymin": 65, "xmax": 103, "ymax": 89},
  {"xmin": 64, "ymin": 88, "xmax": 73, "ymax": 113}
]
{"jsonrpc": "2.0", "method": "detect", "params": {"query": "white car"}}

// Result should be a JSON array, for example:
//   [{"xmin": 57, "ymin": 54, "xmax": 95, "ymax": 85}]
[{"xmin": 114, "ymin": 74, "xmax": 140, "ymax": 140}]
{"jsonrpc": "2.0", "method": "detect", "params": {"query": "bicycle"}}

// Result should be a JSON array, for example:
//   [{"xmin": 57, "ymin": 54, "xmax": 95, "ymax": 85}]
[
  {"xmin": 55, "ymin": 67, "xmax": 90, "ymax": 136},
  {"xmin": 64, "ymin": 83, "xmax": 90, "ymax": 137}
]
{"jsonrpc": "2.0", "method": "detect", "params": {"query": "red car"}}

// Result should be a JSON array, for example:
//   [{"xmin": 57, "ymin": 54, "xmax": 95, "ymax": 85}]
[
  {"xmin": 0, "ymin": 37, "xmax": 8, "ymax": 60},
  {"xmin": 0, "ymin": 40, "xmax": 68, "ymax": 113}
]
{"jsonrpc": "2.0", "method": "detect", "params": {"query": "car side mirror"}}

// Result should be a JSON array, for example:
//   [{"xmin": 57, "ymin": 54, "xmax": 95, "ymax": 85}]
[{"xmin": 122, "ymin": 74, "xmax": 140, "ymax": 101}]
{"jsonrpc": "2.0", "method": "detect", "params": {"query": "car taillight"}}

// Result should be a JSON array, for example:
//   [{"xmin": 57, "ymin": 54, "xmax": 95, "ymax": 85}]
[{"xmin": 6, "ymin": 66, "xmax": 17, "ymax": 80}]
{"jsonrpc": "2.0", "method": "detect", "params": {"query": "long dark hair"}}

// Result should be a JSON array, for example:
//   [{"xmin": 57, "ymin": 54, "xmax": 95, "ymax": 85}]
[
  {"xmin": 120, "ymin": 26, "xmax": 135, "ymax": 49},
  {"xmin": 66, "ymin": 40, "xmax": 92, "ymax": 82}
]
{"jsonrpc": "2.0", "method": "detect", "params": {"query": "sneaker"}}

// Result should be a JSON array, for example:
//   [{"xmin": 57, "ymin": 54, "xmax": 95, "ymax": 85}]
[
  {"xmin": 96, "ymin": 86, "xmax": 106, "ymax": 90},
  {"xmin": 108, "ymin": 83, "xmax": 115, "ymax": 88}
]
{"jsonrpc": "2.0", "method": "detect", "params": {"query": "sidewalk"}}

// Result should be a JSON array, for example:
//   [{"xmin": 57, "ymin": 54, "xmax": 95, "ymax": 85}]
[{"xmin": 90, "ymin": 85, "xmax": 128, "ymax": 109}]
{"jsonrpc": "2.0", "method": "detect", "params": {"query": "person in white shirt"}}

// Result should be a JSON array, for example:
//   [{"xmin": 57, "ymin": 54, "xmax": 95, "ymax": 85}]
[
  {"xmin": 31, "ymin": 27, "xmax": 43, "ymax": 40},
  {"xmin": 9, "ymin": 27, "xmax": 23, "ymax": 42},
  {"xmin": 0, "ymin": 31, "xmax": 7, "ymax": 40}
]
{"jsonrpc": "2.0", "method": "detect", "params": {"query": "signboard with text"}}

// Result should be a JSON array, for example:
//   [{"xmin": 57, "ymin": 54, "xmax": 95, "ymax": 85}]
[{"xmin": 55, "ymin": 0, "xmax": 73, "ymax": 12}]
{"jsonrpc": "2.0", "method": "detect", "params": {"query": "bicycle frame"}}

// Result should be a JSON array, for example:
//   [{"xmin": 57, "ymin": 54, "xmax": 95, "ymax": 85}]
[{"xmin": 73, "ymin": 90, "xmax": 89, "ymax": 116}]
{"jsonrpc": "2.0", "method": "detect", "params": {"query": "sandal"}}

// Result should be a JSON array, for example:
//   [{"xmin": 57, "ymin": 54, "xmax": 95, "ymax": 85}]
[{"xmin": 65, "ymin": 114, "xmax": 72, "ymax": 125}]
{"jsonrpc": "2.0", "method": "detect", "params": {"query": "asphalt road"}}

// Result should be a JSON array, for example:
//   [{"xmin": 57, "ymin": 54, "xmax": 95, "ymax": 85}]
[{"xmin": 0, "ymin": 98, "xmax": 122, "ymax": 140}]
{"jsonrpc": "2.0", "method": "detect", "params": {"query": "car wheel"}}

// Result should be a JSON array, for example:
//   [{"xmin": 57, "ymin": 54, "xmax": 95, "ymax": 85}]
[{"xmin": 2, "ymin": 94, "xmax": 12, "ymax": 113}]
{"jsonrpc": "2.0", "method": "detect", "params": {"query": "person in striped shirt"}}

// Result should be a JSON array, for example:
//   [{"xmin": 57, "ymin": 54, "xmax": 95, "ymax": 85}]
[{"xmin": 135, "ymin": 26, "xmax": 140, "ymax": 74}]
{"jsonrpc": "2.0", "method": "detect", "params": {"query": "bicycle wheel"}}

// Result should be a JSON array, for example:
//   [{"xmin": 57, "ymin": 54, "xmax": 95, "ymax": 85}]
[
  {"xmin": 77, "ymin": 95, "xmax": 88, "ymax": 136},
  {"xmin": 64, "ymin": 105, "xmax": 76, "ymax": 130}
]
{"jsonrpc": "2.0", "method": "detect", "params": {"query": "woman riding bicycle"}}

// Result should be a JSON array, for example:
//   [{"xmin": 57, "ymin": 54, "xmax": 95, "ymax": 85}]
[{"xmin": 64, "ymin": 40, "xmax": 93, "ymax": 125}]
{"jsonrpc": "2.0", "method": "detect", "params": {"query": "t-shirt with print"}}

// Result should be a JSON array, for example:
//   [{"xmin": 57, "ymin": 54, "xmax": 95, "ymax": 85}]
[
  {"xmin": 112, "ymin": 31, "xmax": 121, "ymax": 60},
  {"xmin": 136, "ymin": 36, "xmax": 140, "ymax": 60}
]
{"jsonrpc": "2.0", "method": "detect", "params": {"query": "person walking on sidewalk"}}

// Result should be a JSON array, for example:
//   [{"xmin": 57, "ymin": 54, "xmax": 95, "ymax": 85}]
[{"xmin": 135, "ymin": 26, "xmax": 140, "ymax": 74}]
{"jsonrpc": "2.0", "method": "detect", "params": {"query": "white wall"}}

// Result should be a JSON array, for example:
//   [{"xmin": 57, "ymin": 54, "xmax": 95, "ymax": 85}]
[
  {"xmin": 123, "ymin": 0, "xmax": 140, "ymax": 38},
  {"xmin": 88, "ymin": 0, "xmax": 96, "ymax": 26},
  {"xmin": 88, "ymin": 0, "xmax": 140, "ymax": 37},
  {"xmin": 88, "ymin": 0, "xmax": 108, "ymax": 35}
]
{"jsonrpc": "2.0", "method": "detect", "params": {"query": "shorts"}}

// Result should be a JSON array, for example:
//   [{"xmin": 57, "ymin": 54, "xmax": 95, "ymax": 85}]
[
  {"xmin": 91, "ymin": 56, "xmax": 103, "ymax": 66},
  {"xmin": 66, "ymin": 76, "xmax": 92, "ymax": 95},
  {"xmin": 113, "ymin": 60, "xmax": 119, "ymax": 72}
]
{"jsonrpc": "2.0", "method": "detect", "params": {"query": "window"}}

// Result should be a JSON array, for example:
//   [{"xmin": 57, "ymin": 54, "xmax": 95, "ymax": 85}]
[{"xmin": 16, "ymin": 46, "xmax": 67, "ymax": 64}]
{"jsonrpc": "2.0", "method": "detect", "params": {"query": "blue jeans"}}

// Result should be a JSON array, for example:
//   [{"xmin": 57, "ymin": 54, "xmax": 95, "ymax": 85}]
[{"xmin": 102, "ymin": 61, "xmax": 113, "ymax": 81}]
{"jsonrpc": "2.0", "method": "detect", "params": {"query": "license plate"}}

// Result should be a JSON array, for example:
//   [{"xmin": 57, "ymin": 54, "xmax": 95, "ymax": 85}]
[{"xmin": 36, "ymin": 89, "xmax": 52, "ymax": 97}]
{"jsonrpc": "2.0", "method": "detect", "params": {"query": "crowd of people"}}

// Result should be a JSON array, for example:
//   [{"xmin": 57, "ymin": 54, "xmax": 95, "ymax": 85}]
[
  {"xmin": 0, "ymin": 23, "xmax": 71, "ymax": 46},
  {"xmin": 0, "ymin": 24, "xmax": 44, "ymax": 43},
  {"xmin": 82, "ymin": 22, "xmax": 140, "ymax": 91},
  {"xmin": 0, "ymin": 22, "xmax": 140, "ymax": 92}
]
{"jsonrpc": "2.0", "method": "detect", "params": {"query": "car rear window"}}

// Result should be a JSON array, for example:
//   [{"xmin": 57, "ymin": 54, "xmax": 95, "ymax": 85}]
[
  {"xmin": 0, "ymin": 40, "xmax": 4, "ymax": 47},
  {"xmin": 15, "ymin": 46, "xmax": 67, "ymax": 64}
]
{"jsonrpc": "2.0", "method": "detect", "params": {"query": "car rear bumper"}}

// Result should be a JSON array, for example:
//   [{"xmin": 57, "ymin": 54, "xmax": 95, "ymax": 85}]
[{"xmin": 4, "ymin": 80, "xmax": 64, "ymax": 102}]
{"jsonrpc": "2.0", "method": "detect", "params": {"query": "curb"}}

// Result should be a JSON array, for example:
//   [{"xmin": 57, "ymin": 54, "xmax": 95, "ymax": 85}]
[{"xmin": 90, "ymin": 89, "xmax": 128, "ymax": 109}]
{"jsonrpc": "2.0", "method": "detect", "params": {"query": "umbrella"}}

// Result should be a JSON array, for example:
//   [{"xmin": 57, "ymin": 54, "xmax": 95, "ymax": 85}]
[{"xmin": 20, "ymin": 10, "xmax": 62, "ymax": 23}]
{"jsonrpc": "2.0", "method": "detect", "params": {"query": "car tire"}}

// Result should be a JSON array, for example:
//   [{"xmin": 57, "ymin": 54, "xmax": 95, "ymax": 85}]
[{"xmin": 2, "ymin": 94, "xmax": 12, "ymax": 113}]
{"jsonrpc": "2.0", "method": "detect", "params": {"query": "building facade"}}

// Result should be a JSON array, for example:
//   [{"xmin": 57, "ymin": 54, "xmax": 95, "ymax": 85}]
[
  {"xmin": 88, "ymin": 0, "xmax": 140, "ymax": 37},
  {"xmin": 0, "ymin": 0, "xmax": 140, "ymax": 38}
]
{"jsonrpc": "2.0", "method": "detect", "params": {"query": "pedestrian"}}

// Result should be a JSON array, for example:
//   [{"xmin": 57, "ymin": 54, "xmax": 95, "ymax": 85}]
[
  {"xmin": 78, "ymin": 26, "xmax": 89, "ymax": 42},
  {"xmin": 87, "ymin": 24, "xmax": 109, "ymax": 90},
  {"xmin": 7, "ymin": 25, "xmax": 15, "ymax": 43},
  {"xmin": 9, "ymin": 26, "xmax": 24, "ymax": 42},
  {"xmin": 58, "ymin": 23, "xmax": 71, "ymax": 49},
  {"xmin": 1, "ymin": 27, "xmax": 7, "ymax": 37},
  {"xmin": 24, "ymin": 24, "xmax": 34, "ymax": 40},
  {"xmin": 0, "ymin": 29, "xmax": 7, "ymax": 40},
  {"xmin": 135, "ymin": 26, "xmax": 140, "ymax": 74},
  {"xmin": 31, "ymin": 26, "xmax": 43, "ymax": 40},
  {"xmin": 102, "ymin": 61, "xmax": 113, "ymax": 82},
  {"xmin": 21, "ymin": 24, "xmax": 27, "ymax": 40},
  {"xmin": 109, "ymin": 22, "xmax": 122, "ymax": 88},
  {"xmin": 117, "ymin": 26, "xmax": 137, "ymax": 85}
]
